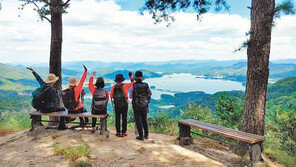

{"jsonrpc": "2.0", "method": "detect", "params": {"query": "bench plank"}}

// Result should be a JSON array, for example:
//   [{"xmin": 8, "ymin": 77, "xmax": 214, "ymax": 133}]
[
  {"xmin": 185, "ymin": 119, "xmax": 263, "ymax": 140},
  {"xmin": 29, "ymin": 111, "xmax": 107, "ymax": 118},
  {"xmin": 178, "ymin": 119, "xmax": 264, "ymax": 144}
]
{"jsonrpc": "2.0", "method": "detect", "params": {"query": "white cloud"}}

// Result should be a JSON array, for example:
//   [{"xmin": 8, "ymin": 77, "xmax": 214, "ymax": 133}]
[{"xmin": 0, "ymin": 0, "xmax": 295, "ymax": 64}]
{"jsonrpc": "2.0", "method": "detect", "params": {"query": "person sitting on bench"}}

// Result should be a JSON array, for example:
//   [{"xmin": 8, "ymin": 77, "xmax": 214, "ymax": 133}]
[
  {"xmin": 88, "ymin": 72, "xmax": 109, "ymax": 133},
  {"xmin": 27, "ymin": 67, "xmax": 65, "ymax": 113},
  {"xmin": 60, "ymin": 65, "xmax": 88, "ymax": 129}
]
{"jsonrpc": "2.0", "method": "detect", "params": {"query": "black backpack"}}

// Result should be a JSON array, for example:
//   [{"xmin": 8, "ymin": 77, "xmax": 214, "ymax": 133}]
[
  {"xmin": 133, "ymin": 83, "xmax": 150, "ymax": 108},
  {"xmin": 61, "ymin": 87, "xmax": 79, "ymax": 110},
  {"xmin": 113, "ymin": 84, "xmax": 127, "ymax": 108},
  {"xmin": 32, "ymin": 86, "xmax": 51, "ymax": 110},
  {"xmin": 92, "ymin": 88, "xmax": 108, "ymax": 111}
]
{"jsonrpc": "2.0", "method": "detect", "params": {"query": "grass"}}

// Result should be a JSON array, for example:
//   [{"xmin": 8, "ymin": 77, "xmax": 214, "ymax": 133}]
[{"xmin": 54, "ymin": 142, "xmax": 91, "ymax": 162}]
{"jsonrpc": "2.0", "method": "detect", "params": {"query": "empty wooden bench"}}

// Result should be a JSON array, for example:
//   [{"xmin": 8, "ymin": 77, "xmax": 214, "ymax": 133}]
[
  {"xmin": 29, "ymin": 111, "xmax": 108, "ymax": 135},
  {"xmin": 178, "ymin": 119, "xmax": 264, "ymax": 166}
]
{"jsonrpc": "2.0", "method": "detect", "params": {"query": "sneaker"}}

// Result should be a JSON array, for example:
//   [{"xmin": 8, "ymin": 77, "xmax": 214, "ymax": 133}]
[
  {"xmin": 136, "ymin": 136, "xmax": 144, "ymax": 141},
  {"xmin": 122, "ymin": 132, "xmax": 128, "ymax": 136},
  {"xmin": 144, "ymin": 134, "xmax": 149, "ymax": 139}
]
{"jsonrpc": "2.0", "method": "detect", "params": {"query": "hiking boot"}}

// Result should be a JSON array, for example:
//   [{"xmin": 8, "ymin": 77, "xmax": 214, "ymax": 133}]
[
  {"xmin": 91, "ymin": 127, "xmax": 96, "ymax": 133},
  {"xmin": 122, "ymin": 132, "xmax": 128, "ymax": 136},
  {"xmin": 136, "ymin": 136, "xmax": 144, "ymax": 141},
  {"xmin": 116, "ymin": 133, "xmax": 123, "ymax": 137},
  {"xmin": 144, "ymin": 134, "xmax": 149, "ymax": 139},
  {"xmin": 58, "ymin": 125, "xmax": 67, "ymax": 130}
]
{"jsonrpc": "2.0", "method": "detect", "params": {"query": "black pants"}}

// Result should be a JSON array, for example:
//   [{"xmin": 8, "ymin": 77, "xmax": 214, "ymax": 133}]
[
  {"xmin": 115, "ymin": 105, "xmax": 128, "ymax": 133},
  {"xmin": 39, "ymin": 106, "xmax": 65, "ymax": 126},
  {"xmin": 40, "ymin": 106, "xmax": 65, "ymax": 113},
  {"xmin": 92, "ymin": 108, "xmax": 107, "ymax": 127},
  {"xmin": 134, "ymin": 108, "xmax": 149, "ymax": 138}
]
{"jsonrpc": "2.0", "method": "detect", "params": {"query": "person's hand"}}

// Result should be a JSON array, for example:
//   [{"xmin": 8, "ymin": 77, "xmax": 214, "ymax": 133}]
[
  {"xmin": 128, "ymin": 71, "xmax": 132, "ymax": 77},
  {"xmin": 91, "ymin": 72, "xmax": 96, "ymax": 78},
  {"xmin": 83, "ymin": 65, "xmax": 87, "ymax": 72},
  {"xmin": 26, "ymin": 67, "xmax": 34, "ymax": 72}
]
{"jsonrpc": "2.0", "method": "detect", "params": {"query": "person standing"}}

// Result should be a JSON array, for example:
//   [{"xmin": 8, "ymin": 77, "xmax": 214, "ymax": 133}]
[
  {"xmin": 129, "ymin": 71, "xmax": 152, "ymax": 140},
  {"xmin": 60, "ymin": 65, "xmax": 88, "ymax": 129},
  {"xmin": 89, "ymin": 72, "xmax": 109, "ymax": 133},
  {"xmin": 110, "ymin": 71, "xmax": 134, "ymax": 137}
]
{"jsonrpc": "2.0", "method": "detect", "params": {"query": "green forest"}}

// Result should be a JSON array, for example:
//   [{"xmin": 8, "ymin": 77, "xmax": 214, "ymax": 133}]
[{"xmin": 1, "ymin": 72, "xmax": 296, "ymax": 166}]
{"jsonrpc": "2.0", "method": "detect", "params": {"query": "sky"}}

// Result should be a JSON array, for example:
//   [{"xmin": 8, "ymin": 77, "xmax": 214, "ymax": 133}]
[{"xmin": 0, "ymin": 0, "xmax": 295, "ymax": 63}]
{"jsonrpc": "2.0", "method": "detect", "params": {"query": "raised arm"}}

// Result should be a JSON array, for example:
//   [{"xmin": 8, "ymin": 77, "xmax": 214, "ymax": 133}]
[
  {"xmin": 88, "ymin": 72, "xmax": 96, "ymax": 95},
  {"xmin": 27, "ymin": 67, "xmax": 45, "ymax": 86},
  {"xmin": 74, "ymin": 65, "xmax": 87, "ymax": 99},
  {"xmin": 123, "ymin": 71, "xmax": 134, "ymax": 89}
]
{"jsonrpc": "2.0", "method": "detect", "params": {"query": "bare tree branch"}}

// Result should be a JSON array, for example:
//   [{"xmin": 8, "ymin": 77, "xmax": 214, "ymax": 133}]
[
  {"xmin": 41, "ymin": 15, "xmax": 51, "ymax": 23},
  {"xmin": 41, "ymin": 0, "xmax": 50, "ymax": 6},
  {"xmin": 63, "ymin": 0, "xmax": 71, "ymax": 6}
]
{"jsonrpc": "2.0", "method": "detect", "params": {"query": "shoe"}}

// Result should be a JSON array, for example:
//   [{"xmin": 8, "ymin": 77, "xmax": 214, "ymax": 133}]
[
  {"xmin": 122, "ymin": 132, "xmax": 128, "ymax": 136},
  {"xmin": 136, "ymin": 136, "xmax": 144, "ymax": 141},
  {"xmin": 58, "ymin": 125, "xmax": 67, "ymax": 130},
  {"xmin": 144, "ymin": 134, "xmax": 149, "ymax": 139},
  {"xmin": 116, "ymin": 133, "xmax": 123, "ymax": 137},
  {"xmin": 91, "ymin": 127, "xmax": 95, "ymax": 133}
]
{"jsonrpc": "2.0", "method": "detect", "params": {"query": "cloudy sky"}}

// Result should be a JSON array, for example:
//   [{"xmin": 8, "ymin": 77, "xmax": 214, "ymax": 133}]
[{"xmin": 0, "ymin": 0, "xmax": 295, "ymax": 63}]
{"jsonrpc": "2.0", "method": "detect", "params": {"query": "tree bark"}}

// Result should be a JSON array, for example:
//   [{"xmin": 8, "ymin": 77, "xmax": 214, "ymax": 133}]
[
  {"xmin": 49, "ymin": 0, "xmax": 64, "ymax": 125},
  {"xmin": 241, "ymin": 0, "xmax": 275, "ymax": 136}
]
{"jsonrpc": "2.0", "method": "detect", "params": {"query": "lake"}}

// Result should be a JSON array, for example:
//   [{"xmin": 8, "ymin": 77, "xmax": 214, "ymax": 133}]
[{"xmin": 145, "ymin": 73, "xmax": 245, "ymax": 99}]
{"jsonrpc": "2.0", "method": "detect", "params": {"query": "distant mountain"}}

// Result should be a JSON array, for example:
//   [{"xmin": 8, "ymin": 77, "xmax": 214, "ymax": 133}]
[{"xmin": 103, "ymin": 70, "xmax": 162, "ymax": 80}]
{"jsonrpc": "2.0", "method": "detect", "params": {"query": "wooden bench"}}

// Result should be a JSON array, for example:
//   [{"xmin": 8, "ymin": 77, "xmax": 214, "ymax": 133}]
[
  {"xmin": 29, "ymin": 111, "xmax": 108, "ymax": 135},
  {"xmin": 178, "ymin": 119, "xmax": 264, "ymax": 166}
]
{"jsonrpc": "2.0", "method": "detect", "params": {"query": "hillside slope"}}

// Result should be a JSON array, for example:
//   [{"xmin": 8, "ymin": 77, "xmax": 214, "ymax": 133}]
[{"xmin": 0, "ymin": 128, "xmax": 244, "ymax": 167}]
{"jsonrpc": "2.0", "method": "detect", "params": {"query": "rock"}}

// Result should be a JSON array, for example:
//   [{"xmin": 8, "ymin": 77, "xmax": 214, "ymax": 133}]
[{"xmin": 73, "ymin": 156, "xmax": 91, "ymax": 167}]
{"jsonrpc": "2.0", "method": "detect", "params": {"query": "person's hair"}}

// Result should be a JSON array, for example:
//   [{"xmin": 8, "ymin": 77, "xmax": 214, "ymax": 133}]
[{"xmin": 95, "ymin": 77, "xmax": 105, "ymax": 88}]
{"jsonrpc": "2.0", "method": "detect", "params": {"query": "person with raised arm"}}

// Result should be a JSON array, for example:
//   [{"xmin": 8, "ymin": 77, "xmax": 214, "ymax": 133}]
[
  {"xmin": 88, "ymin": 72, "xmax": 109, "ymax": 133},
  {"xmin": 110, "ymin": 71, "xmax": 134, "ymax": 137},
  {"xmin": 60, "ymin": 65, "xmax": 88, "ymax": 130}
]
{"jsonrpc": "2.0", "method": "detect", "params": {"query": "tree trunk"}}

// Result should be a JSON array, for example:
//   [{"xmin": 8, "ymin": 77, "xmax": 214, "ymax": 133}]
[
  {"xmin": 241, "ymin": 0, "xmax": 275, "ymax": 136},
  {"xmin": 49, "ymin": 0, "xmax": 63, "ymax": 125}
]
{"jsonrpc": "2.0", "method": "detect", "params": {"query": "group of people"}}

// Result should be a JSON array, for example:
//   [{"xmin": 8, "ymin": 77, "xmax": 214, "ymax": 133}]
[{"xmin": 27, "ymin": 65, "xmax": 152, "ymax": 141}]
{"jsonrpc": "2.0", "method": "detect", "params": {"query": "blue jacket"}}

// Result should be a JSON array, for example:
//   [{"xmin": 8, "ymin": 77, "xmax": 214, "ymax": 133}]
[{"xmin": 32, "ymin": 71, "xmax": 60, "ymax": 109}]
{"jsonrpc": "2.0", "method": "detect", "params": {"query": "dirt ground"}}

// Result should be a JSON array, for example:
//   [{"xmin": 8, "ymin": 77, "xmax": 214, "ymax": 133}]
[{"xmin": 0, "ymin": 127, "xmax": 248, "ymax": 167}]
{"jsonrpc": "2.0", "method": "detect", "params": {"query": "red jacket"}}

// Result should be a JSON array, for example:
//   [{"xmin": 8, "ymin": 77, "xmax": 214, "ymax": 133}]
[
  {"xmin": 88, "ymin": 77, "xmax": 109, "ymax": 100},
  {"xmin": 68, "ymin": 69, "xmax": 87, "ymax": 111},
  {"xmin": 110, "ymin": 76, "xmax": 134, "ymax": 104}
]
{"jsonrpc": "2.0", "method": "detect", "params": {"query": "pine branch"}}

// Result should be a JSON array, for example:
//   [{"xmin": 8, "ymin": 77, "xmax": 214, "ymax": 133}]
[{"xmin": 41, "ymin": 15, "xmax": 51, "ymax": 23}]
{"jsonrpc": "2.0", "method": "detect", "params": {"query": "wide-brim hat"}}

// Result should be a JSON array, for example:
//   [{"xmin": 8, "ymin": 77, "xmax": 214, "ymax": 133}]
[
  {"xmin": 114, "ymin": 74, "xmax": 125, "ymax": 83},
  {"xmin": 45, "ymin": 73, "xmax": 59, "ymax": 84},
  {"xmin": 68, "ymin": 77, "xmax": 79, "ymax": 86}
]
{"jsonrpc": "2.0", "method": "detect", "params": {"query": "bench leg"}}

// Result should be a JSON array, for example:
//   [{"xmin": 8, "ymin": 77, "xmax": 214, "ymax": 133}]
[
  {"xmin": 29, "ymin": 115, "xmax": 36, "ymax": 131},
  {"xmin": 99, "ymin": 118, "xmax": 106, "ymax": 135},
  {"xmin": 29, "ymin": 115, "xmax": 41, "ymax": 131},
  {"xmin": 178, "ymin": 123, "xmax": 193, "ymax": 146},
  {"xmin": 248, "ymin": 142, "xmax": 264, "ymax": 166}
]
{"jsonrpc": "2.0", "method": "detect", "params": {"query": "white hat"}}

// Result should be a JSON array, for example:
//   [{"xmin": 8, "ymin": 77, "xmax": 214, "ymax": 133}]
[
  {"xmin": 68, "ymin": 77, "xmax": 79, "ymax": 86},
  {"xmin": 45, "ymin": 74, "xmax": 59, "ymax": 84}
]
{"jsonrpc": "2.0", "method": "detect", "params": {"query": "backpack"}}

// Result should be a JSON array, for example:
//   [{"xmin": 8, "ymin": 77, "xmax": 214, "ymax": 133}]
[
  {"xmin": 92, "ymin": 88, "xmax": 108, "ymax": 111},
  {"xmin": 133, "ymin": 83, "xmax": 150, "ymax": 108},
  {"xmin": 61, "ymin": 87, "xmax": 79, "ymax": 110},
  {"xmin": 32, "ymin": 86, "xmax": 52, "ymax": 110},
  {"xmin": 113, "ymin": 84, "xmax": 127, "ymax": 108}
]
